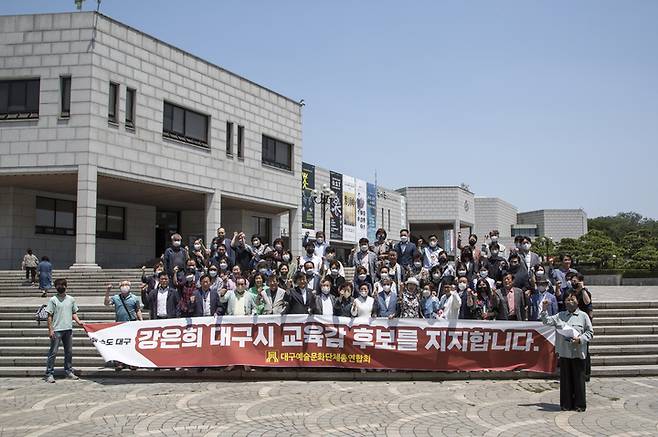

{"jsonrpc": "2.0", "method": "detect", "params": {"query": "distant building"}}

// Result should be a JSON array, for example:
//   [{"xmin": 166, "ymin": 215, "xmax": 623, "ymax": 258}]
[{"xmin": 516, "ymin": 209, "xmax": 588, "ymax": 241}]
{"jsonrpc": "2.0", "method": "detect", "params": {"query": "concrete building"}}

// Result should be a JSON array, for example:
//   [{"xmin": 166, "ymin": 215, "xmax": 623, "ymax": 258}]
[
  {"xmin": 516, "ymin": 209, "xmax": 588, "ymax": 242},
  {"xmin": 396, "ymin": 186, "xmax": 475, "ymax": 254},
  {"xmin": 473, "ymin": 197, "xmax": 517, "ymax": 251},
  {"xmin": 0, "ymin": 12, "xmax": 303, "ymax": 269}
]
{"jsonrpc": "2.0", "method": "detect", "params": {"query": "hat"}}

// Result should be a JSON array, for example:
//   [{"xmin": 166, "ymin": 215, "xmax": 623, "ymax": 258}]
[{"xmin": 405, "ymin": 277, "xmax": 419, "ymax": 286}]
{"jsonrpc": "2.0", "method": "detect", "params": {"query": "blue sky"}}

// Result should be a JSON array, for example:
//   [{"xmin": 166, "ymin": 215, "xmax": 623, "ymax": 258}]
[{"xmin": 4, "ymin": 1, "xmax": 657, "ymax": 219}]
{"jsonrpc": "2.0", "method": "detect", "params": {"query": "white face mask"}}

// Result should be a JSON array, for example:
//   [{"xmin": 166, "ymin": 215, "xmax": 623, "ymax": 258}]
[
  {"xmin": 383, "ymin": 285, "xmax": 391, "ymax": 292},
  {"xmin": 491, "ymin": 250, "xmax": 499, "ymax": 257},
  {"xmin": 422, "ymin": 289, "xmax": 431, "ymax": 298},
  {"xmin": 326, "ymin": 254, "xmax": 335, "ymax": 260},
  {"xmin": 400, "ymin": 236, "xmax": 408, "ymax": 243},
  {"xmin": 253, "ymin": 240, "xmax": 261, "ymax": 247},
  {"xmin": 414, "ymin": 262, "xmax": 422, "ymax": 268},
  {"xmin": 536, "ymin": 270, "xmax": 545, "ymax": 277},
  {"xmin": 479, "ymin": 271, "xmax": 488, "ymax": 278},
  {"xmin": 172, "ymin": 240, "xmax": 181, "ymax": 247},
  {"xmin": 186, "ymin": 275, "xmax": 195, "ymax": 282},
  {"xmin": 359, "ymin": 290, "xmax": 368, "ymax": 298},
  {"xmin": 491, "ymin": 236, "xmax": 499, "ymax": 242},
  {"xmin": 360, "ymin": 245, "xmax": 368, "ymax": 252},
  {"xmin": 209, "ymin": 270, "xmax": 217, "ymax": 277},
  {"xmin": 275, "ymin": 245, "xmax": 283, "ymax": 251},
  {"xmin": 429, "ymin": 241, "xmax": 437, "ymax": 248},
  {"xmin": 316, "ymin": 238, "xmax": 324, "ymax": 245},
  {"xmin": 321, "ymin": 286, "xmax": 331, "ymax": 294},
  {"xmin": 330, "ymin": 269, "xmax": 339, "ymax": 276},
  {"xmin": 219, "ymin": 263, "xmax": 228, "ymax": 270},
  {"xmin": 522, "ymin": 243, "xmax": 531, "ymax": 251},
  {"xmin": 120, "ymin": 285, "xmax": 130, "ymax": 294},
  {"xmin": 194, "ymin": 244, "xmax": 201, "ymax": 250},
  {"xmin": 458, "ymin": 282, "xmax": 467, "ymax": 291},
  {"xmin": 458, "ymin": 270, "xmax": 466, "ymax": 276},
  {"xmin": 282, "ymin": 254, "xmax": 291, "ymax": 262},
  {"xmin": 432, "ymin": 273, "xmax": 441, "ymax": 280},
  {"xmin": 305, "ymin": 269, "xmax": 315, "ymax": 276},
  {"xmin": 358, "ymin": 274, "xmax": 367, "ymax": 281},
  {"xmin": 380, "ymin": 273, "xmax": 389, "ymax": 280}
]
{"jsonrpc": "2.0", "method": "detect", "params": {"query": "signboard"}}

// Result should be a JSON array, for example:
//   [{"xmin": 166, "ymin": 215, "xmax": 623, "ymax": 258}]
[
  {"xmin": 301, "ymin": 162, "xmax": 315, "ymax": 230},
  {"xmin": 329, "ymin": 171, "xmax": 343, "ymax": 241},
  {"xmin": 367, "ymin": 183, "xmax": 377, "ymax": 242}
]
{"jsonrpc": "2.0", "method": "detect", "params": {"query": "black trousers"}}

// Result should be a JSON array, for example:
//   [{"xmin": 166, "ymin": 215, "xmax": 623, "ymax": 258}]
[
  {"xmin": 559, "ymin": 357, "xmax": 587, "ymax": 410},
  {"xmin": 25, "ymin": 267, "xmax": 36, "ymax": 282}
]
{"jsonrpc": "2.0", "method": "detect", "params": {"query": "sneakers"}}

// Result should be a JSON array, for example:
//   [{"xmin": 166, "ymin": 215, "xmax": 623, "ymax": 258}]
[
  {"xmin": 65, "ymin": 371, "xmax": 79, "ymax": 380},
  {"xmin": 45, "ymin": 374, "xmax": 55, "ymax": 383}
]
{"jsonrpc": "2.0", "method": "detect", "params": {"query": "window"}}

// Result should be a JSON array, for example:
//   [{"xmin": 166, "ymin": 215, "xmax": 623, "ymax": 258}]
[
  {"xmin": 108, "ymin": 82, "xmax": 119, "ymax": 123},
  {"xmin": 35, "ymin": 196, "xmax": 75, "ymax": 236},
  {"xmin": 163, "ymin": 101, "xmax": 209, "ymax": 147},
  {"xmin": 125, "ymin": 87, "xmax": 135, "ymax": 128},
  {"xmin": 226, "ymin": 121, "xmax": 233, "ymax": 156},
  {"xmin": 387, "ymin": 209, "xmax": 391, "ymax": 231},
  {"xmin": 252, "ymin": 216, "xmax": 271, "ymax": 244},
  {"xmin": 97, "ymin": 204, "xmax": 125, "ymax": 239},
  {"xmin": 60, "ymin": 76, "xmax": 71, "ymax": 118},
  {"xmin": 0, "ymin": 79, "xmax": 40, "ymax": 120},
  {"xmin": 237, "ymin": 125, "xmax": 244, "ymax": 159},
  {"xmin": 261, "ymin": 134, "xmax": 292, "ymax": 170}
]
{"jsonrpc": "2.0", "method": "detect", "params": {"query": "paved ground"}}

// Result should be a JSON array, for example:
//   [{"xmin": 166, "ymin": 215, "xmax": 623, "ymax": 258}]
[
  {"xmin": 0, "ymin": 377, "xmax": 656, "ymax": 436},
  {"xmin": 2, "ymin": 285, "xmax": 658, "ymax": 307}
]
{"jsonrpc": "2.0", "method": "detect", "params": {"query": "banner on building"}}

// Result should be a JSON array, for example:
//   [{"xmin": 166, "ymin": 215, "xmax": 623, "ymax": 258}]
[
  {"xmin": 301, "ymin": 162, "xmax": 315, "ymax": 230},
  {"xmin": 367, "ymin": 183, "xmax": 377, "ymax": 242},
  {"xmin": 329, "ymin": 171, "xmax": 343, "ymax": 240},
  {"xmin": 355, "ymin": 179, "xmax": 368, "ymax": 241},
  {"xmin": 84, "ymin": 316, "xmax": 556, "ymax": 373},
  {"xmin": 342, "ymin": 175, "xmax": 356, "ymax": 242}
]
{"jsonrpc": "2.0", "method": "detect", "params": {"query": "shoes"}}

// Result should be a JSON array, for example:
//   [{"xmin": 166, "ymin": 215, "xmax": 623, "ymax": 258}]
[
  {"xmin": 65, "ymin": 371, "xmax": 79, "ymax": 380},
  {"xmin": 575, "ymin": 407, "xmax": 586, "ymax": 412},
  {"xmin": 41, "ymin": 292, "xmax": 47, "ymax": 297},
  {"xmin": 45, "ymin": 374, "xmax": 55, "ymax": 383}
]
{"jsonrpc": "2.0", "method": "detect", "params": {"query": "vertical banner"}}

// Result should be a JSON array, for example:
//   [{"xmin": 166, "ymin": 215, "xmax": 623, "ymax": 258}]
[
  {"xmin": 444, "ymin": 229, "xmax": 454, "ymax": 254},
  {"xmin": 355, "ymin": 179, "xmax": 368, "ymax": 242},
  {"xmin": 342, "ymin": 175, "xmax": 356, "ymax": 242},
  {"xmin": 367, "ymin": 183, "xmax": 377, "ymax": 242},
  {"xmin": 400, "ymin": 196, "xmax": 406, "ymax": 235},
  {"xmin": 329, "ymin": 171, "xmax": 343, "ymax": 241},
  {"xmin": 301, "ymin": 162, "xmax": 315, "ymax": 230}
]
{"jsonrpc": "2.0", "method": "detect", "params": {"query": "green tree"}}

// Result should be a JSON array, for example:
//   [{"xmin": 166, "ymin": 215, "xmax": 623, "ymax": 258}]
[
  {"xmin": 556, "ymin": 238, "xmax": 583, "ymax": 260},
  {"xmin": 628, "ymin": 245, "xmax": 658, "ymax": 270},
  {"xmin": 578, "ymin": 230, "xmax": 621, "ymax": 268},
  {"xmin": 620, "ymin": 230, "xmax": 652, "ymax": 258}
]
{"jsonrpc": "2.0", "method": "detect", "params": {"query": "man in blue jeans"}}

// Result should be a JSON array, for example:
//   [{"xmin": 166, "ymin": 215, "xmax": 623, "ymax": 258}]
[{"xmin": 45, "ymin": 278, "xmax": 84, "ymax": 383}]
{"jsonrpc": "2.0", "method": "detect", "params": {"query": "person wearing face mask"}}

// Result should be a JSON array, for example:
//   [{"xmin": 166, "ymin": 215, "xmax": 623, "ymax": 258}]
[
  {"xmin": 302, "ymin": 230, "xmax": 329, "ymax": 259},
  {"xmin": 457, "ymin": 232, "xmax": 482, "ymax": 267},
  {"xmin": 399, "ymin": 277, "xmax": 422, "ymax": 318},
  {"xmin": 163, "ymin": 233, "xmax": 189, "ymax": 280},
  {"xmin": 373, "ymin": 266, "xmax": 398, "ymax": 295},
  {"xmin": 230, "ymin": 231, "xmax": 254, "ymax": 273},
  {"xmin": 408, "ymin": 254, "xmax": 424, "ymax": 280},
  {"xmin": 321, "ymin": 246, "xmax": 345, "ymax": 278},
  {"xmin": 385, "ymin": 251, "xmax": 404, "ymax": 285},
  {"xmin": 541, "ymin": 292, "xmax": 593, "ymax": 412},
  {"xmin": 518, "ymin": 236, "xmax": 540, "ymax": 271},
  {"xmin": 313, "ymin": 278, "xmax": 338, "ymax": 316},
  {"xmin": 376, "ymin": 278, "xmax": 398, "ymax": 318},
  {"xmin": 373, "ymin": 228, "xmax": 392, "ymax": 259},
  {"xmin": 420, "ymin": 285, "xmax": 440, "ymax": 319},
  {"xmin": 394, "ymin": 229, "xmax": 418, "ymax": 270},
  {"xmin": 219, "ymin": 277, "xmax": 257, "ymax": 315},
  {"xmin": 481, "ymin": 243, "xmax": 505, "ymax": 280},
  {"xmin": 300, "ymin": 242, "xmax": 323, "ymax": 273},
  {"xmin": 301, "ymin": 261, "xmax": 322, "ymax": 294},
  {"xmin": 172, "ymin": 260, "xmax": 201, "ymax": 290},
  {"xmin": 334, "ymin": 283, "xmax": 355, "ymax": 316},
  {"xmin": 458, "ymin": 247, "xmax": 479, "ymax": 283},
  {"xmin": 511, "ymin": 236, "xmax": 524, "ymax": 255},
  {"xmin": 44, "ymin": 279, "xmax": 84, "ymax": 383},
  {"xmin": 472, "ymin": 265, "xmax": 496, "ymax": 291},
  {"xmin": 282, "ymin": 272, "xmax": 314, "ymax": 315},
  {"xmin": 437, "ymin": 281, "xmax": 462, "ymax": 321},
  {"xmin": 191, "ymin": 274, "xmax": 221, "ymax": 317},
  {"xmin": 422, "ymin": 234, "xmax": 444, "ymax": 269},
  {"xmin": 351, "ymin": 283, "xmax": 378, "ymax": 317},
  {"xmin": 263, "ymin": 238, "xmax": 286, "ymax": 269},
  {"xmin": 324, "ymin": 260, "xmax": 345, "ymax": 295},
  {"xmin": 140, "ymin": 264, "xmax": 164, "ymax": 311},
  {"xmin": 499, "ymin": 272, "xmax": 525, "ymax": 321},
  {"xmin": 248, "ymin": 234, "xmax": 272, "ymax": 268},
  {"xmin": 527, "ymin": 279, "xmax": 557, "ymax": 320},
  {"xmin": 551, "ymin": 254, "xmax": 578, "ymax": 297},
  {"xmin": 266, "ymin": 275, "xmax": 287, "ymax": 314},
  {"xmin": 569, "ymin": 272, "xmax": 593, "ymax": 381},
  {"xmin": 467, "ymin": 279, "xmax": 507, "ymax": 320},
  {"xmin": 209, "ymin": 244, "xmax": 233, "ymax": 271},
  {"xmin": 177, "ymin": 265, "xmax": 200, "ymax": 318},
  {"xmin": 249, "ymin": 273, "xmax": 274, "ymax": 315},
  {"xmin": 352, "ymin": 265, "xmax": 373, "ymax": 296},
  {"xmin": 104, "ymin": 280, "xmax": 142, "ymax": 371},
  {"xmin": 277, "ymin": 264, "xmax": 292, "ymax": 290},
  {"xmin": 481, "ymin": 230, "xmax": 507, "ymax": 259},
  {"xmin": 211, "ymin": 227, "xmax": 236, "ymax": 266},
  {"xmin": 190, "ymin": 238, "xmax": 209, "ymax": 270},
  {"xmin": 507, "ymin": 254, "xmax": 531, "ymax": 291},
  {"xmin": 348, "ymin": 238, "xmax": 377, "ymax": 279}
]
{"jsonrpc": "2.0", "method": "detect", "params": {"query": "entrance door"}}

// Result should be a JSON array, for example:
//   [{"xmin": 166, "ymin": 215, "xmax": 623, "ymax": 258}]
[{"xmin": 155, "ymin": 211, "xmax": 179, "ymax": 258}]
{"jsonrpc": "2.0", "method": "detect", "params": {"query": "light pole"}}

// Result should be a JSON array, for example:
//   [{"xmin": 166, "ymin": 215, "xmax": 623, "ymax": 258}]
[{"xmin": 311, "ymin": 184, "xmax": 337, "ymax": 243}]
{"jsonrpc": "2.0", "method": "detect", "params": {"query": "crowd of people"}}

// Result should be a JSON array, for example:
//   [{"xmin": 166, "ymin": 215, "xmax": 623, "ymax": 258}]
[{"xmin": 41, "ymin": 226, "xmax": 594, "ymax": 411}]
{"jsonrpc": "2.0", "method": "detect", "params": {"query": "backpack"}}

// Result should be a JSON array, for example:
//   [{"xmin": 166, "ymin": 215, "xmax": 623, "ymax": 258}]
[{"xmin": 35, "ymin": 304, "xmax": 48, "ymax": 325}]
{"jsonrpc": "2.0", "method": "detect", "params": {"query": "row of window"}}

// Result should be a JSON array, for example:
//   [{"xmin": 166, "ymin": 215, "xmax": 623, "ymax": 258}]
[
  {"xmin": 35, "ymin": 196, "xmax": 126, "ymax": 240},
  {"xmin": 1, "ymin": 78, "xmax": 294, "ymax": 171}
]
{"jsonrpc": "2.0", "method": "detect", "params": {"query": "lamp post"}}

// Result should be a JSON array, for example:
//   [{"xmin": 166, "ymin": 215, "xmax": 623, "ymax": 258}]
[{"xmin": 311, "ymin": 184, "xmax": 337, "ymax": 243}]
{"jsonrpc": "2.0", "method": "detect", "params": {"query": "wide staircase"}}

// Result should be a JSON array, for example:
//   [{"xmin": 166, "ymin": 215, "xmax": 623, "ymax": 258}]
[{"xmin": 0, "ymin": 269, "xmax": 656, "ymax": 378}]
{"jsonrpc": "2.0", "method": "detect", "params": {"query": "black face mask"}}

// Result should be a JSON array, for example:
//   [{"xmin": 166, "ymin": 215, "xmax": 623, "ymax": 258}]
[
  {"xmin": 477, "ymin": 288, "xmax": 487, "ymax": 293},
  {"xmin": 509, "ymin": 263, "xmax": 519, "ymax": 272},
  {"xmin": 469, "ymin": 239, "xmax": 476, "ymax": 246},
  {"xmin": 56, "ymin": 287, "xmax": 66, "ymax": 294},
  {"xmin": 306, "ymin": 249, "xmax": 314, "ymax": 255},
  {"xmin": 439, "ymin": 257, "xmax": 447, "ymax": 263},
  {"xmin": 377, "ymin": 235, "xmax": 385, "ymax": 241},
  {"xmin": 566, "ymin": 301, "xmax": 579, "ymax": 312}
]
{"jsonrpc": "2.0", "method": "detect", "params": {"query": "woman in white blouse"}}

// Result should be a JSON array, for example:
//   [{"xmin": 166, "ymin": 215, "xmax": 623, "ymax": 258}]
[{"xmin": 351, "ymin": 283, "xmax": 378, "ymax": 318}]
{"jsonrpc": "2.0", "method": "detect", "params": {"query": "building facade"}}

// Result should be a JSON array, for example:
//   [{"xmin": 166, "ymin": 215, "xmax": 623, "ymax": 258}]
[
  {"xmin": 516, "ymin": 209, "xmax": 588, "ymax": 242},
  {"xmin": 0, "ymin": 12, "xmax": 302, "ymax": 269},
  {"xmin": 473, "ymin": 197, "xmax": 518, "ymax": 251}
]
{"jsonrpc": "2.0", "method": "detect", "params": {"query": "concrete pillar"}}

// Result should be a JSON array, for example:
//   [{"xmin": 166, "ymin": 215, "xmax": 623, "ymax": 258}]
[
  {"xmin": 452, "ymin": 220, "xmax": 460, "ymax": 257},
  {"xmin": 70, "ymin": 164, "xmax": 100, "ymax": 270},
  {"xmin": 289, "ymin": 207, "xmax": 301, "ymax": 256},
  {"xmin": 205, "ymin": 190, "xmax": 221, "ymax": 246}
]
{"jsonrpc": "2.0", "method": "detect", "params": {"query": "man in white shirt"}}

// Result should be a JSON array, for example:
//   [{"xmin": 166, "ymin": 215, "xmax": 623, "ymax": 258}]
[
  {"xmin": 314, "ymin": 278, "xmax": 337, "ymax": 316},
  {"xmin": 147, "ymin": 272, "xmax": 179, "ymax": 319}
]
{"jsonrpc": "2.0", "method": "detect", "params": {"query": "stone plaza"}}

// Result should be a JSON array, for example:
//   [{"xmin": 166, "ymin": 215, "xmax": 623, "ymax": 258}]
[{"xmin": 0, "ymin": 376, "xmax": 657, "ymax": 436}]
